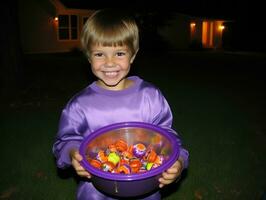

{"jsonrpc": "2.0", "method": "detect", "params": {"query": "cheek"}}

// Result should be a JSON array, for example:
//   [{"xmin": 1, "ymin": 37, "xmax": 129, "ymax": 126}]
[
  {"xmin": 121, "ymin": 60, "xmax": 132, "ymax": 69},
  {"xmin": 90, "ymin": 61, "xmax": 102, "ymax": 70},
  {"xmin": 91, "ymin": 64, "xmax": 101, "ymax": 74}
]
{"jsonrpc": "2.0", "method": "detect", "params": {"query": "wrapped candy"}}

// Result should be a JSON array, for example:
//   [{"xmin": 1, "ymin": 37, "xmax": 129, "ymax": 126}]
[
  {"xmin": 129, "ymin": 158, "xmax": 142, "ymax": 173},
  {"xmin": 108, "ymin": 152, "xmax": 120, "ymax": 165},
  {"xmin": 89, "ymin": 159, "xmax": 102, "ymax": 169},
  {"xmin": 121, "ymin": 151, "xmax": 133, "ymax": 161},
  {"xmin": 117, "ymin": 164, "xmax": 131, "ymax": 174},
  {"xmin": 133, "ymin": 143, "xmax": 146, "ymax": 158},
  {"xmin": 145, "ymin": 162, "xmax": 154, "ymax": 171},
  {"xmin": 107, "ymin": 144, "xmax": 117, "ymax": 154},
  {"xmin": 154, "ymin": 155, "xmax": 164, "ymax": 165},
  {"xmin": 143, "ymin": 148, "xmax": 157, "ymax": 163},
  {"xmin": 89, "ymin": 139, "xmax": 165, "ymax": 174},
  {"xmin": 96, "ymin": 150, "xmax": 108, "ymax": 163},
  {"xmin": 102, "ymin": 161, "xmax": 115, "ymax": 172},
  {"xmin": 115, "ymin": 139, "xmax": 128, "ymax": 152}
]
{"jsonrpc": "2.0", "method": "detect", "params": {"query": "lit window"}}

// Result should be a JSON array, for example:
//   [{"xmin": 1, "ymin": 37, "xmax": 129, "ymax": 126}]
[{"xmin": 58, "ymin": 15, "xmax": 78, "ymax": 40}]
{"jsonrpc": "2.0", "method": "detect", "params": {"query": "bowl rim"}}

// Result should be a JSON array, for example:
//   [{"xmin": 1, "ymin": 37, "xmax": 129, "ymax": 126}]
[{"xmin": 79, "ymin": 121, "xmax": 180, "ymax": 181}]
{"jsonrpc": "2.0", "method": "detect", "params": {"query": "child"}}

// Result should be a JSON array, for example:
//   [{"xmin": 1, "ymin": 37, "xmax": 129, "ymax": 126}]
[{"xmin": 52, "ymin": 9, "xmax": 189, "ymax": 200}]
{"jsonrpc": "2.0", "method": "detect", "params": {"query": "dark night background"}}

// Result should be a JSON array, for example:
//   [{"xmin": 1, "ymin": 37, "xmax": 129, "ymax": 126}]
[
  {"xmin": 60, "ymin": 0, "xmax": 266, "ymax": 51},
  {"xmin": 1, "ymin": 0, "xmax": 266, "ymax": 106}
]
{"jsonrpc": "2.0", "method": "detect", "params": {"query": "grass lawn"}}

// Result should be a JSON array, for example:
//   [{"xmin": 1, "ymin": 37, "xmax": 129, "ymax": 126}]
[{"xmin": 0, "ymin": 51, "xmax": 265, "ymax": 199}]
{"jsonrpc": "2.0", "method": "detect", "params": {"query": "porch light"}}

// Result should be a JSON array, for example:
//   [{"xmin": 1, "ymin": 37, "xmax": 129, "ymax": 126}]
[
  {"xmin": 219, "ymin": 25, "xmax": 225, "ymax": 31},
  {"xmin": 190, "ymin": 22, "xmax": 196, "ymax": 28}
]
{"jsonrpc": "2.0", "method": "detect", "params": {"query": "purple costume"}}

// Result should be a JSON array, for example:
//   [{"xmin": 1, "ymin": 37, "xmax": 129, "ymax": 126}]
[{"xmin": 52, "ymin": 76, "xmax": 189, "ymax": 200}]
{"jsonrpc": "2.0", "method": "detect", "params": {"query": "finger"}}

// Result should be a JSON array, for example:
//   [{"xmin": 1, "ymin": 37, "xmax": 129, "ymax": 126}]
[
  {"xmin": 76, "ymin": 169, "xmax": 91, "ymax": 178},
  {"xmin": 166, "ymin": 167, "xmax": 178, "ymax": 174},
  {"xmin": 158, "ymin": 178, "xmax": 172, "ymax": 188},
  {"xmin": 73, "ymin": 152, "xmax": 83, "ymax": 162},
  {"xmin": 74, "ymin": 163, "xmax": 86, "ymax": 171},
  {"xmin": 160, "ymin": 178, "xmax": 173, "ymax": 185},
  {"xmin": 162, "ymin": 172, "xmax": 178, "ymax": 181},
  {"xmin": 72, "ymin": 158, "xmax": 83, "ymax": 168},
  {"xmin": 170, "ymin": 160, "xmax": 182, "ymax": 169}
]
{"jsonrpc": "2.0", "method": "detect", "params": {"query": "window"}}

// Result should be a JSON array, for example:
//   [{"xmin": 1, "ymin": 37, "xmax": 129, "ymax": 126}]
[
  {"xmin": 58, "ymin": 15, "xmax": 78, "ymax": 40},
  {"xmin": 202, "ymin": 21, "xmax": 214, "ymax": 48}
]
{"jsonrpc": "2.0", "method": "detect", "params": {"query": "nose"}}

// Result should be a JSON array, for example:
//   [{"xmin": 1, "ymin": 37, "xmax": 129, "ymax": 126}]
[{"xmin": 105, "ymin": 56, "xmax": 115, "ymax": 67}]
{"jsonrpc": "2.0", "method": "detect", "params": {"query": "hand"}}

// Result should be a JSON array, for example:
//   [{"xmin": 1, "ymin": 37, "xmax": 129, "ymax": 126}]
[
  {"xmin": 158, "ymin": 158, "xmax": 183, "ymax": 188},
  {"xmin": 69, "ymin": 149, "xmax": 91, "ymax": 179}
]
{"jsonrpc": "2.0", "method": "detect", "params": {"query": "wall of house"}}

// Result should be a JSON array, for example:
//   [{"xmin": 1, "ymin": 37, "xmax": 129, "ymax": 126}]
[
  {"xmin": 212, "ymin": 20, "xmax": 224, "ymax": 49},
  {"xmin": 191, "ymin": 19, "xmax": 225, "ymax": 49},
  {"xmin": 157, "ymin": 14, "xmax": 191, "ymax": 50},
  {"xmin": 18, "ymin": 0, "xmax": 93, "ymax": 54},
  {"xmin": 190, "ymin": 19, "xmax": 203, "ymax": 48}
]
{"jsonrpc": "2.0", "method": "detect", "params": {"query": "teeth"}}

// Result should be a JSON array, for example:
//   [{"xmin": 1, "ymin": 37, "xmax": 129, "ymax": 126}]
[{"xmin": 104, "ymin": 71, "xmax": 118, "ymax": 76}]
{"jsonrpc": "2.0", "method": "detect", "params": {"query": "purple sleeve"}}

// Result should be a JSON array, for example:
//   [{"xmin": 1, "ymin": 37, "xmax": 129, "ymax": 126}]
[
  {"xmin": 151, "ymin": 89, "xmax": 189, "ymax": 169},
  {"xmin": 52, "ymin": 100, "xmax": 88, "ymax": 168}
]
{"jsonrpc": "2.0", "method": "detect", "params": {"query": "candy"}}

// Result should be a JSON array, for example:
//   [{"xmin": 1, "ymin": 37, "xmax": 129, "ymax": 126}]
[
  {"xmin": 96, "ymin": 150, "xmax": 108, "ymax": 162},
  {"xmin": 102, "ymin": 161, "xmax": 115, "ymax": 172},
  {"xmin": 146, "ymin": 162, "xmax": 154, "ymax": 170},
  {"xmin": 107, "ymin": 144, "xmax": 117, "ymax": 153},
  {"xmin": 121, "ymin": 151, "xmax": 133, "ymax": 161},
  {"xmin": 117, "ymin": 164, "xmax": 131, "ymax": 174},
  {"xmin": 120, "ymin": 158, "xmax": 129, "ymax": 165},
  {"xmin": 129, "ymin": 158, "xmax": 142, "ymax": 173},
  {"xmin": 88, "ymin": 139, "xmax": 165, "ymax": 174},
  {"xmin": 133, "ymin": 143, "xmax": 146, "ymax": 158},
  {"xmin": 108, "ymin": 152, "xmax": 120, "ymax": 165},
  {"xmin": 143, "ymin": 148, "xmax": 157, "ymax": 163},
  {"xmin": 154, "ymin": 155, "xmax": 164, "ymax": 165},
  {"xmin": 89, "ymin": 159, "xmax": 102, "ymax": 169},
  {"xmin": 115, "ymin": 139, "xmax": 128, "ymax": 152}
]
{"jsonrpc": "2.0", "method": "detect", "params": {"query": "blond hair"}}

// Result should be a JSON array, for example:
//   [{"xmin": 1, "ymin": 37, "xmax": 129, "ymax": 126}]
[{"xmin": 81, "ymin": 9, "xmax": 139, "ymax": 58}]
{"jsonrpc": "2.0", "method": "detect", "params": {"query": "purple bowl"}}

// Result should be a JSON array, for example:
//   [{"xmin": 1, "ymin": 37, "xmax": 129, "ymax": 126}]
[{"xmin": 79, "ymin": 122, "xmax": 180, "ymax": 197}]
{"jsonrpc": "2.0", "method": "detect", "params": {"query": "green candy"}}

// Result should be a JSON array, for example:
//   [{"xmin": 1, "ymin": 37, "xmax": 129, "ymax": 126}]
[
  {"xmin": 108, "ymin": 152, "xmax": 120, "ymax": 165},
  {"xmin": 146, "ymin": 162, "xmax": 154, "ymax": 170}
]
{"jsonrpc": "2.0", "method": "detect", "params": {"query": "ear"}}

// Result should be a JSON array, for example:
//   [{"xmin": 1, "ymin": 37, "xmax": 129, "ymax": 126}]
[
  {"xmin": 87, "ymin": 56, "xmax": 91, "ymax": 63},
  {"xmin": 130, "ymin": 49, "xmax": 139, "ymax": 64}
]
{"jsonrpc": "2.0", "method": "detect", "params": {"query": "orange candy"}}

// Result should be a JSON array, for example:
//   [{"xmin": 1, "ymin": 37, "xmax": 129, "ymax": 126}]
[
  {"xmin": 117, "ymin": 164, "xmax": 131, "ymax": 174},
  {"xmin": 121, "ymin": 151, "xmax": 133, "ymax": 161},
  {"xmin": 102, "ymin": 161, "xmax": 115, "ymax": 172},
  {"xmin": 88, "ymin": 139, "xmax": 165, "ymax": 174},
  {"xmin": 115, "ymin": 139, "xmax": 128, "ymax": 152},
  {"xmin": 96, "ymin": 150, "xmax": 108, "ymax": 162},
  {"xmin": 108, "ymin": 144, "xmax": 117, "ymax": 153},
  {"xmin": 89, "ymin": 159, "xmax": 102, "ymax": 169},
  {"xmin": 144, "ymin": 148, "xmax": 157, "ymax": 163},
  {"xmin": 129, "ymin": 158, "xmax": 142, "ymax": 173}
]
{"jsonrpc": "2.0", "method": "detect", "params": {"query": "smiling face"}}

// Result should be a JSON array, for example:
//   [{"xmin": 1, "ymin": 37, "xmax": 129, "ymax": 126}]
[{"xmin": 89, "ymin": 44, "xmax": 137, "ymax": 91}]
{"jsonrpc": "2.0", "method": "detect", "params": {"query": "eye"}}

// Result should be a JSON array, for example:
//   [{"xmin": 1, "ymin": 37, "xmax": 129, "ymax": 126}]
[
  {"xmin": 94, "ymin": 53, "xmax": 103, "ymax": 57},
  {"xmin": 116, "ymin": 52, "xmax": 126, "ymax": 56}
]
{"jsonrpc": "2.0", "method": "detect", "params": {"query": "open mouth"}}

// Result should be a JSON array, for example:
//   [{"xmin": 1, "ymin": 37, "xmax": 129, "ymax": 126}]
[{"xmin": 103, "ymin": 71, "xmax": 119, "ymax": 77}]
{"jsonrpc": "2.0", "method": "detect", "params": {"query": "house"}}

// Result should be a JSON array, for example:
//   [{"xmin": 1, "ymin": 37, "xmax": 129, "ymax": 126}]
[
  {"xmin": 18, "ymin": 0, "xmax": 228, "ymax": 54},
  {"xmin": 157, "ymin": 13, "xmax": 228, "ymax": 50},
  {"xmin": 18, "ymin": 0, "xmax": 95, "ymax": 54}
]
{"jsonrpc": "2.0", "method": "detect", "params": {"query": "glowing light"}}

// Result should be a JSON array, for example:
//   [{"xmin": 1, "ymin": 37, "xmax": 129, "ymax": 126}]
[
  {"xmin": 54, "ymin": 17, "xmax": 58, "ymax": 22},
  {"xmin": 190, "ymin": 22, "xmax": 196, "ymax": 28},
  {"xmin": 219, "ymin": 25, "xmax": 225, "ymax": 31}
]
